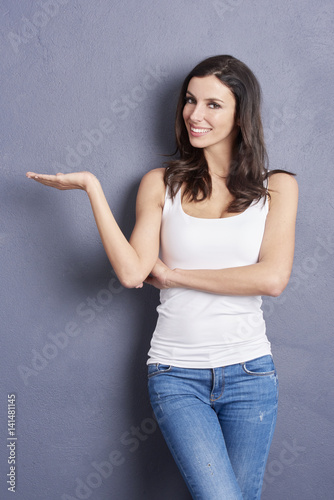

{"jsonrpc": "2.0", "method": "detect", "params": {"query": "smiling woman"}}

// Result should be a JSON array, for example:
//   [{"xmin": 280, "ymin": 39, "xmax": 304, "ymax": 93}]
[
  {"xmin": 26, "ymin": 54, "xmax": 298, "ymax": 500},
  {"xmin": 165, "ymin": 55, "xmax": 280, "ymax": 213},
  {"xmin": 183, "ymin": 75, "xmax": 238, "ymax": 147}
]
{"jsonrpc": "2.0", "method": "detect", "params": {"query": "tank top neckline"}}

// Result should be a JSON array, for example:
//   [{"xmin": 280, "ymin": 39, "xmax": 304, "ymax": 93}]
[{"xmin": 176, "ymin": 188, "xmax": 256, "ymax": 221}]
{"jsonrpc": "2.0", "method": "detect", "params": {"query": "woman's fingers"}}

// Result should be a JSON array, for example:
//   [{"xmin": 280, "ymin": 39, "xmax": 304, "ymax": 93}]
[
  {"xmin": 26, "ymin": 172, "xmax": 63, "ymax": 184},
  {"xmin": 26, "ymin": 172, "xmax": 61, "ymax": 186},
  {"xmin": 26, "ymin": 172, "xmax": 61, "ymax": 179},
  {"xmin": 144, "ymin": 275, "xmax": 166, "ymax": 290},
  {"xmin": 26, "ymin": 171, "xmax": 91, "ymax": 190}
]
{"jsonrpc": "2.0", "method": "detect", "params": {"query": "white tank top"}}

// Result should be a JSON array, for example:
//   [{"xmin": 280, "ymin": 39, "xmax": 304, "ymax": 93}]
[{"xmin": 147, "ymin": 184, "xmax": 272, "ymax": 368}]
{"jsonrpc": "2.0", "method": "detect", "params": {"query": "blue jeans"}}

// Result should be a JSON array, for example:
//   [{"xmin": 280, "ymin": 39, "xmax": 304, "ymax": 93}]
[{"xmin": 148, "ymin": 355, "xmax": 278, "ymax": 500}]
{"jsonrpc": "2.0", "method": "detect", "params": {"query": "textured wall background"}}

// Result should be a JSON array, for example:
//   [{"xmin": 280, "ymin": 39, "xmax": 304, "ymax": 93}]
[{"xmin": 1, "ymin": 0, "xmax": 333, "ymax": 499}]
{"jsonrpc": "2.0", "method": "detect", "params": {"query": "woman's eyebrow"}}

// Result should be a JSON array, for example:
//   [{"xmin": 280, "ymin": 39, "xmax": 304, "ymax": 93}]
[{"xmin": 186, "ymin": 90, "xmax": 225, "ymax": 103}]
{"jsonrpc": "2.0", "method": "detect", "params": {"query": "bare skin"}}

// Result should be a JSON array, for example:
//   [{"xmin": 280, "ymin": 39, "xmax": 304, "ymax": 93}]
[
  {"xmin": 26, "ymin": 75, "xmax": 298, "ymax": 296},
  {"xmin": 145, "ymin": 172, "xmax": 298, "ymax": 296},
  {"xmin": 26, "ymin": 169, "xmax": 165, "ymax": 289}
]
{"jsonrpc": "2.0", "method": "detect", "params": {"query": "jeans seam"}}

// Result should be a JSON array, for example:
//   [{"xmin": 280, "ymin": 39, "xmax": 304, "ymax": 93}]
[
  {"xmin": 241, "ymin": 355, "xmax": 275, "ymax": 376},
  {"xmin": 147, "ymin": 363, "xmax": 172, "ymax": 378},
  {"xmin": 210, "ymin": 368, "xmax": 225, "ymax": 403},
  {"xmin": 241, "ymin": 362, "xmax": 275, "ymax": 377},
  {"xmin": 254, "ymin": 401, "xmax": 278, "ymax": 499},
  {"xmin": 241, "ymin": 366, "xmax": 276, "ymax": 376}
]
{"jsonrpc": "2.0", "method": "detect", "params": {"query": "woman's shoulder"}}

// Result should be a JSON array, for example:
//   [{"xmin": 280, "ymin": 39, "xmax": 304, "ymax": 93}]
[
  {"xmin": 267, "ymin": 170, "xmax": 298, "ymax": 191},
  {"xmin": 141, "ymin": 167, "xmax": 165, "ymax": 182},
  {"xmin": 267, "ymin": 171, "xmax": 298, "ymax": 211},
  {"xmin": 138, "ymin": 168, "xmax": 166, "ymax": 208}
]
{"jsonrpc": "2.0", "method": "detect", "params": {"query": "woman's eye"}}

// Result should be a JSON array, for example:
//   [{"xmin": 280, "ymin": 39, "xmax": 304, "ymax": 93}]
[
  {"xmin": 184, "ymin": 96, "xmax": 195, "ymax": 104},
  {"xmin": 209, "ymin": 102, "xmax": 221, "ymax": 109}
]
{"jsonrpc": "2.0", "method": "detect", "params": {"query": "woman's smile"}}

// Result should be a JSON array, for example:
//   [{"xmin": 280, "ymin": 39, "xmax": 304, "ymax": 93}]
[
  {"xmin": 183, "ymin": 75, "xmax": 238, "ymax": 152},
  {"xmin": 189, "ymin": 125, "xmax": 212, "ymax": 137}
]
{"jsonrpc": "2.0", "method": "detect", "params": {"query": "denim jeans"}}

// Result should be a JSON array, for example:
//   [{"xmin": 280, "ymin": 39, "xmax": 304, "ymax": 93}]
[{"xmin": 148, "ymin": 355, "xmax": 278, "ymax": 500}]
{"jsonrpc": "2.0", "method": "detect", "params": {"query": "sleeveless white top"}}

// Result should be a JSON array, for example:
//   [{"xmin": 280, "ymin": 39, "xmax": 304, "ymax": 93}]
[{"xmin": 147, "ymin": 185, "xmax": 272, "ymax": 368}]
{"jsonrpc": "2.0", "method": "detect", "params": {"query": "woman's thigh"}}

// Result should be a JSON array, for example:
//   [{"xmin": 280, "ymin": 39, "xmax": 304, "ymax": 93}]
[
  {"xmin": 147, "ymin": 364, "xmax": 243, "ymax": 500},
  {"xmin": 215, "ymin": 355, "xmax": 279, "ymax": 500}
]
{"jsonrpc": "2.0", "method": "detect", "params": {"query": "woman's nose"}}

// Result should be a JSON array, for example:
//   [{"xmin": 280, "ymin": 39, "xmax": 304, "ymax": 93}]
[{"xmin": 190, "ymin": 104, "xmax": 205, "ymax": 122}]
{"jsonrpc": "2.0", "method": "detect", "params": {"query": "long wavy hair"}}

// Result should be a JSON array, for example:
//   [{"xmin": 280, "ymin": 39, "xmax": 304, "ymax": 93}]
[{"xmin": 164, "ymin": 55, "xmax": 288, "ymax": 212}]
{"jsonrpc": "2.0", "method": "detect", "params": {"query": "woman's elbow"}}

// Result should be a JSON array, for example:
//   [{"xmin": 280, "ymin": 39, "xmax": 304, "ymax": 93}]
[
  {"xmin": 118, "ymin": 272, "xmax": 145, "ymax": 289},
  {"xmin": 264, "ymin": 272, "xmax": 290, "ymax": 297}
]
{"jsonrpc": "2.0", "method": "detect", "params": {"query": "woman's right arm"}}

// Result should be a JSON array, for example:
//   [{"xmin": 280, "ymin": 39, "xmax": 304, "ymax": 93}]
[
  {"xmin": 87, "ymin": 168, "xmax": 165, "ymax": 288},
  {"xmin": 26, "ymin": 168, "xmax": 165, "ymax": 288}
]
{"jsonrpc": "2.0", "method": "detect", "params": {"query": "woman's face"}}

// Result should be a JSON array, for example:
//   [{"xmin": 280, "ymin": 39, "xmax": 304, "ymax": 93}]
[{"xmin": 182, "ymin": 75, "xmax": 239, "ymax": 153}]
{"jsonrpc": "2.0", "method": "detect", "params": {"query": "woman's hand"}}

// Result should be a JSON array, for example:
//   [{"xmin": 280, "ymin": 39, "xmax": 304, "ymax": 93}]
[
  {"xmin": 25, "ymin": 167, "xmax": 165, "ymax": 289},
  {"xmin": 26, "ymin": 171, "xmax": 97, "ymax": 192},
  {"xmin": 145, "ymin": 258, "xmax": 172, "ymax": 290}
]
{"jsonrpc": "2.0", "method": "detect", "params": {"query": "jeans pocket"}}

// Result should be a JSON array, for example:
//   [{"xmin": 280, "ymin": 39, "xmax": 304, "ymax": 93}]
[
  {"xmin": 241, "ymin": 355, "xmax": 276, "ymax": 376},
  {"xmin": 147, "ymin": 363, "xmax": 172, "ymax": 378}
]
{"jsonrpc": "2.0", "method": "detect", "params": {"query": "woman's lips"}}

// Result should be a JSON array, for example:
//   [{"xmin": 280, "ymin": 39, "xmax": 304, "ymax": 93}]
[{"xmin": 189, "ymin": 125, "xmax": 212, "ymax": 137}]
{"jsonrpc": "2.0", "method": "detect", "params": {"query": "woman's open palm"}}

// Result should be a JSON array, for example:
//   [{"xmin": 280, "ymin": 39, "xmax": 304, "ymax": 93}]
[{"xmin": 26, "ymin": 171, "xmax": 95, "ymax": 191}]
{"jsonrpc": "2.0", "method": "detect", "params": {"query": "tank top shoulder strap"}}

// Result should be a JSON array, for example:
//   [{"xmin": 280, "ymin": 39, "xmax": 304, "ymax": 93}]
[
  {"xmin": 263, "ymin": 171, "xmax": 270, "ymax": 188},
  {"xmin": 162, "ymin": 183, "xmax": 173, "ymax": 215},
  {"xmin": 162, "ymin": 184, "xmax": 182, "ymax": 216},
  {"xmin": 262, "ymin": 173, "xmax": 270, "ymax": 213}
]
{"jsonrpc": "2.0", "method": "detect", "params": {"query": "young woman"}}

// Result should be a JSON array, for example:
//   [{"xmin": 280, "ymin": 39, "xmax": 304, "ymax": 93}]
[{"xmin": 26, "ymin": 55, "xmax": 298, "ymax": 499}]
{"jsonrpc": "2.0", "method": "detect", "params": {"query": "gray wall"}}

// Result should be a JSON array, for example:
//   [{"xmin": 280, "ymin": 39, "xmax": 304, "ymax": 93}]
[{"xmin": 1, "ymin": 0, "xmax": 333, "ymax": 499}]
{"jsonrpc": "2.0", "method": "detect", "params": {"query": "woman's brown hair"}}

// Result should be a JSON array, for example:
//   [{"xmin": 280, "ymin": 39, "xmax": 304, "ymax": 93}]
[{"xmin": 164, "ymin": 55, "xmax": 292, "ymax": 212}]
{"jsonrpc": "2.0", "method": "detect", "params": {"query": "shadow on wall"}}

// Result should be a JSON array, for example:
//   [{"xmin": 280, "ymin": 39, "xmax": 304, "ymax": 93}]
[{"xmin": 151, "ymin": 78, "xmax": 183, "ymax": 155}]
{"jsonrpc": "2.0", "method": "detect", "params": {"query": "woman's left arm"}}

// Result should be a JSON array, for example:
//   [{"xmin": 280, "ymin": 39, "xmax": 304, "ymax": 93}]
[{"xmin": 146, "ymin": 173, "xmax": 298, "ymax": 297}]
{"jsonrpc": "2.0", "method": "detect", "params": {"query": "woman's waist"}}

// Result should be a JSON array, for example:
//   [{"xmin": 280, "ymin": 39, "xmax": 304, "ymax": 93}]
[
  {"xmin": 158, "ymin": 287, "xmax": 263, "ymax": 316},
  {"xmin": 154, "ymin": 308, "xmax": 266, "ymax": 346}
]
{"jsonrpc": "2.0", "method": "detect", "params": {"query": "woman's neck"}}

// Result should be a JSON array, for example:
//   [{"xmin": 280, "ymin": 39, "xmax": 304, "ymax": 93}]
[{"xmin": 204, "ymin": 146, "xmax": 234, "ymax": 180}]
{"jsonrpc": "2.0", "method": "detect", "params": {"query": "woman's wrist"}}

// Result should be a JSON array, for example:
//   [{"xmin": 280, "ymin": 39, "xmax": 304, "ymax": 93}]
[
  {"xmin": 84, "ymin": 172, "xmax": 101, "ymax": 195},
  {"xmin": 165, "ymin": 268, "xmax": 181, "ymax": 288}
]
